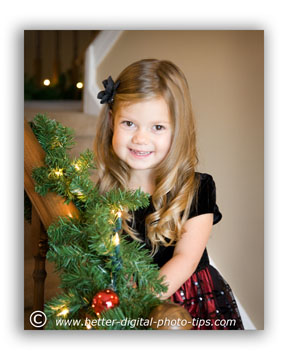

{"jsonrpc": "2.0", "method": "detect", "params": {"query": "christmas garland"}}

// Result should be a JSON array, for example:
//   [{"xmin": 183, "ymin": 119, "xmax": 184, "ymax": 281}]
[{"xmin": 29, "ymin": 114, "xmax": 168, "ymax": 330}]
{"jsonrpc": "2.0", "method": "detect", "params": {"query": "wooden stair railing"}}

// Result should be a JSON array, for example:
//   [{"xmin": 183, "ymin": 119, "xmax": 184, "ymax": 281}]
[{"xmin": 24, "ymin": 120, "xmax": 79, "ymax": 321}]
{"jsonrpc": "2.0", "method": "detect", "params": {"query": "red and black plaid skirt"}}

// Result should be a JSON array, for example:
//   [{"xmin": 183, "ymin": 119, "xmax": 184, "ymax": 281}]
[{"xmin": 171, "ymin": 265, "xmax": 244, "ymax": 330}]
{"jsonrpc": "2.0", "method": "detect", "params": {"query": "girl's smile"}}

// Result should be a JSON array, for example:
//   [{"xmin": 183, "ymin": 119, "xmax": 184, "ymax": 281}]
[
  {"xmin": 129, "ymin": 148, "xmax": 154, "ymax": 158},
  {"xmin": 112, "ymin": 97, "xmax": 173, "ymax": 177}
]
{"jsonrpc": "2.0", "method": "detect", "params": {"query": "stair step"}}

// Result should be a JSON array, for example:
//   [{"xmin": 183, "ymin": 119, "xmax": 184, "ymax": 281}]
[
  {"xmin": 24, "ymin": 109, "xmax": 98, "ymax": 137},
  {"xmin": 69, "ymin": 136, "xmax": 95, "ymax": 157}
]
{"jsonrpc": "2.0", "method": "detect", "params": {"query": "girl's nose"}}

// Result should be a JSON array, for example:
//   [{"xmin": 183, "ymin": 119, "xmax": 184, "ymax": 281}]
[{"xmin": 132, "ymin": 130, "xmax": 149, "ymax": 145}]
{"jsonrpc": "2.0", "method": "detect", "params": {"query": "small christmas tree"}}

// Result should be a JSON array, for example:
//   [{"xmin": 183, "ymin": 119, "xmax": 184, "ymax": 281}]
[{"xmin": 29, "ymin": 114, "xmax": 167, "ymax": 330}]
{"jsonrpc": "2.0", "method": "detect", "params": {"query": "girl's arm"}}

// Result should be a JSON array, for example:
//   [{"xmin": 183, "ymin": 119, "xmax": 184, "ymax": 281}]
[{"xmin": 158, "ymin": 213, "xmax": 213, "ymax": 299}]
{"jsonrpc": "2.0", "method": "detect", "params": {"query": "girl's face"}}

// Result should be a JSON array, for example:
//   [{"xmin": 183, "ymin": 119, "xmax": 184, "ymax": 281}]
[{"xmin": 112, "ymin": 97, "xmax": 173, "ymax": 176}]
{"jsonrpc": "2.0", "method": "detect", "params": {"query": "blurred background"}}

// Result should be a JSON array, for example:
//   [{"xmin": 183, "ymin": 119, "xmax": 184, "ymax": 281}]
[
  {"xmin": 24, "ymin": 30, "xmax": 101, "ymax": 158},
  {"xmin": 24, "ymin": 30, "xmax": 99, "ymax": 101},
  {"xmin": 24, "ymin": 30, "xmax": 263, "ymax": 330}
]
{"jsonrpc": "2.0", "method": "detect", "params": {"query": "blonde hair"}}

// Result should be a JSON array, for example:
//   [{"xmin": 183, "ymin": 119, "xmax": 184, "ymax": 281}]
[{"xmin": 94, "ymin": 59, "xmax": 200, "ymax": 254}]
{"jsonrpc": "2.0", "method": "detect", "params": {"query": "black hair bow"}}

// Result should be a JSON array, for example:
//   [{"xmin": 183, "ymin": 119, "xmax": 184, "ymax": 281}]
[{"xmin": 97, "ymin": 76, "xmax": 120, "ymax": 105}]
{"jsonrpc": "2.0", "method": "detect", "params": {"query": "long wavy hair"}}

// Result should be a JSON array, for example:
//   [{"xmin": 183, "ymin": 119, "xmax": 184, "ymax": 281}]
[{"xmin": 94, "ymin": 59, "xmax": 201, "ymax": 254}]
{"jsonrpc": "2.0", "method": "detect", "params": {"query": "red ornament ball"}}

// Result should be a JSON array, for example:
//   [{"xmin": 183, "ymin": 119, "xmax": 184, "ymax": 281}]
[{"xmin": 92, "ymin": 289, "xmax": 119, "ymax": 316}]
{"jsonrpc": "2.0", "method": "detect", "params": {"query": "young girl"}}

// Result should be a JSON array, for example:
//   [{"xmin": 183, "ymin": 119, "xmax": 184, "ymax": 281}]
[{"xmin": 94, "ymin": 59, "xmax": 244, "ymax": 330}]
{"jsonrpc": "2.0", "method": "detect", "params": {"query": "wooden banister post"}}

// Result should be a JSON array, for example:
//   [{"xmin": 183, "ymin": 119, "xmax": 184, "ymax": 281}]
[{"xmin": 31, "ymin": 205, "xmax": 48, "ymax": 315}]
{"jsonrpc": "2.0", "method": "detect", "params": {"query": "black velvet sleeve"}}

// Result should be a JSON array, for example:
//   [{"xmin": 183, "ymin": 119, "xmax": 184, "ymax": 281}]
[{"xmin": 189, "ymin": 173, "xmax": 222, "ymax": 225}]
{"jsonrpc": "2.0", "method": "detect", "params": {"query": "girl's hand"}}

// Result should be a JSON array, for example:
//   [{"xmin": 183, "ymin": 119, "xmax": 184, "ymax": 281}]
[{"xmin": 126, "ymin": 274, "xmax": 137, "ymax": 289}]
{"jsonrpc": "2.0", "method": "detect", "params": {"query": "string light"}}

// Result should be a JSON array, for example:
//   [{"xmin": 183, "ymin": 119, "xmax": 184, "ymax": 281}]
[
  {"xmin": 54, "ymin": 169, "xmax": 63, "ymax": 177},
  {"xmin": 57, "ymin": 307, "xmax": 69, "ymax": 317},
  {"xmin": 48, "ymin": 168, "xmax": 64, "ymax": 179},
  {"xmin": 73, "ymin": 160, "xmax": 83, "ymax": 171},
  {"xmin": 43, "ymin": 79, "xmax": 50, "ymax": 86},
  {"xmin": 112, "ymin": 232, "xmax": 120, "ymax": 246},
  {"xmin": 51, "ymin": 138, "xmax": 63, "ymax": 149},
  {"xmin": 76, "ymin": 82, "xmax": 83, "ymax": 89},
  {"xmin": 111, "ymin": 208, "xmax": 122, "ymax": 216},
  {"xmin": 72, "ymin": 189, "xmax": 84, "ymax": 196}
]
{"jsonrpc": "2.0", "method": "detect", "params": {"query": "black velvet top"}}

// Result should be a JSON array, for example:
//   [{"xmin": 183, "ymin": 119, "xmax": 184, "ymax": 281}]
[{"xmin": 129, "ymin": 172, "xmax": 222, "ymax": 271}]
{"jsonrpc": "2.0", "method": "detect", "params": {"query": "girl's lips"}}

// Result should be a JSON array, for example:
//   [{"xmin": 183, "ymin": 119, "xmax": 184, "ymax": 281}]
[{"xmin": 129, "ymin": 148, "xmax": 153, "ymax": 158}]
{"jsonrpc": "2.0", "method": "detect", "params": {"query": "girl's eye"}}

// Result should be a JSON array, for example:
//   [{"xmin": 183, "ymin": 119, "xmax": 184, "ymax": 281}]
[
  {"xmin": 154, "ymin": 125, "xmax": 165, "ymax": 131},
  {"xmin": 122, "ymin": 121, "xmax": 134, "ymax": 127}
]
